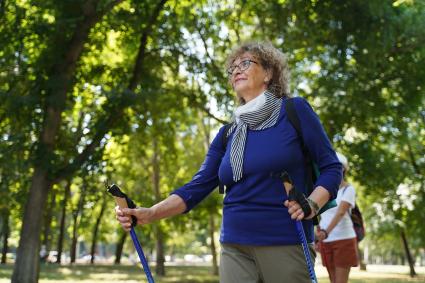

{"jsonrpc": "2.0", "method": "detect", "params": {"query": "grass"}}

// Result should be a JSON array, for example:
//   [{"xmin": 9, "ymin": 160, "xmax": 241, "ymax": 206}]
[{"xmin": 0, "ymin": 263, "xmax": 424, "ymax": 282}]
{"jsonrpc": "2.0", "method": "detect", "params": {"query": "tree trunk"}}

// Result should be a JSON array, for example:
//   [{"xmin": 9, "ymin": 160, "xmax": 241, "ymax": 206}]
[
  {"xmin": 56, "ymin": 180, "xmax": 71, "ymax": 264},
  {"xmin": 42, "ymin": 189, "xmax": 56, "ymax": 256},
  {"xmin": 70, "ymin": 183, "xmax": 86, "ymax": 264},
  {"xmin": 12, "ymin": 0, "xmax": 164, "ymax": 281},
  {"xmin": 209, "ymin": 213, "xmax": 219, "ymax": 275},
  {"xmin": 357, "ymin": 245, "xmax": 367, "ymax": 270},
  {"xmin": 11, "ymin": 1, "xmax": 124, "ymax": 281},
  {"xmin": 90, "ymin": 196, "xmax": 106, "ymax": 264},
  {"xmin": 401, "ymin": 229, "xmax": 416, "ymax": 277},
  {"xmin": 11, "ymin": 168, "xmax": 51, "ymax": 283},
  {"xmin": 152, "ymin": 137, "xmax": 165, "ymax": 276},
  {"xmin": 114, "ymin": 231, "xmax": 127, "ymax": 264},
  {"xmin": 155, "ymin": 226, "xmax": 165, "ymax": 276},
  {"xmin": 70, "ymin": 210, "xmax": 79, "ymax": 264},
  {"xmin": 1, "ymin": 210, "xmax": 9, "ymax": 264}
]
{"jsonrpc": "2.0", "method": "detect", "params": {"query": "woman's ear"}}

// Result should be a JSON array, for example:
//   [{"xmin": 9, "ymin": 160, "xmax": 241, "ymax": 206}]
[{"xmin": 264, "ymin": 69, "xmax": 272, "ymax": 84}]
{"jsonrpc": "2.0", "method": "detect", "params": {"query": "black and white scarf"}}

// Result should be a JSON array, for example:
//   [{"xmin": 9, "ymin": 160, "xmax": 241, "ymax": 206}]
[{"xmin": 227, "ymin": 90, "xmax": 282, "ymax": 182}]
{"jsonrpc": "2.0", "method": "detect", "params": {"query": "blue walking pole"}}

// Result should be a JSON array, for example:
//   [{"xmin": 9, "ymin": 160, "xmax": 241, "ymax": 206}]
[
  {"xmin": 281, "ymin": 172, "xmax": 318, "ymax": 283},
  {"xmin": 130, "ymin": 229, "xmax": 154, "ymax": 283},
  {"xmin": 107, "ymin": 184, "xmax": 155, "ymax": 283},
  {"xmin": 294, "ymin": 220, "xmax": 318, "ymax": 283}
]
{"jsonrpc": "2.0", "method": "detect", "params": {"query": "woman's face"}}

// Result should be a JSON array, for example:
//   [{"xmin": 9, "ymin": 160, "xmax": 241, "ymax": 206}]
[{"xmin": 229, "ymin": 52, "xmax": 270, "ymax": 102}]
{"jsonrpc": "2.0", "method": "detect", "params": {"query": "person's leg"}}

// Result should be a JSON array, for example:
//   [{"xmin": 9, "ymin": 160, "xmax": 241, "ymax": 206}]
[
  {"xmin": 334, "ymin": 267, "xmax": 351, "ymax": 283},
  {"xmin": 327, "ymin": 266, "xmax": 336, "ymax": 283},
  {"xmin": 252, "ymin": 244, "xmax": 315, "ymax": 283},
  {"xmin": 219, "ymin": 243, "xmax": 262, "ymax": 283},
  {"xmin": 332, "ymin": 238, "xmax": 358, "ymax": 283},
  {"xmin": 321, "ymin": 241, "xmax": 336, "ymax": 282}
]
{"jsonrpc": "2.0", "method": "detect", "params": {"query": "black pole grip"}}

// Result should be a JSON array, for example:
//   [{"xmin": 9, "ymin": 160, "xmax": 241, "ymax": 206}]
[
  {"xmin": 288, "ymin": 188, "xmax": 312, "ymax": 218},
  {"xmin": 107, "ymin": 184, "xmax": 137, "ymax": 226},
  {"xmin": 277, "ymin": 172, "xmax": 312, "ymax": 218}
]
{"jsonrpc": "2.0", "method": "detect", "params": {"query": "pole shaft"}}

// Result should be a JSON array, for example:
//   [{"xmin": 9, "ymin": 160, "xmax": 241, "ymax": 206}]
[
  {"xmin": 295, "ymin": 221, "xmax": 317, "ymax": 283},
  {"xmin": 130, "ymin": 228, "xmax": 155, "ymax": 283}
]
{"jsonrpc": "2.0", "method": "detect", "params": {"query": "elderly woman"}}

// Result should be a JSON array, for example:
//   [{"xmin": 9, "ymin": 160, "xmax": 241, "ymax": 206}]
[{"xmin": 116, "ymin": 41, "xmax": 342, "ymax": 282}]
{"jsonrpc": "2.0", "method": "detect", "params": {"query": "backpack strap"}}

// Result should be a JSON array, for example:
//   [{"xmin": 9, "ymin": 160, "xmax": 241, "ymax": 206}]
[
  {"xmin": 284, "ymin": 98, "xmax": 336, "ymax": 224},
  {"xmin": 284, "ymin": 98, "xmax": 316, "ymax": 195},
  {"xmin": 221, "ymin": 122, "xmax": 234, "ymax": 150},
  {"xmin": 218, "ymin": 122, "xmax": 235, "ymax": 194},
  {"xmin": 341, "ymin": 185, "xmax": 350, "ymax": 213},
  {"xmin": 341, "ymin": 185, "xmax": 355, "ymax": 214}
]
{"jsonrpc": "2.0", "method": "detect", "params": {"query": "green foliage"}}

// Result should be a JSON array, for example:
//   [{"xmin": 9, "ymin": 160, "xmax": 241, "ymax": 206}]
[{"xmin": 1, "ymin": 0, "xmax": 424, "ymax": 271}]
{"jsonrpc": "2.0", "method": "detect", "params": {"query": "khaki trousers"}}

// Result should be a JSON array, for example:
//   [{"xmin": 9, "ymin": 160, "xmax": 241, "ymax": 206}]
[{"xmin": 219, "ymin": 243, "xmax": 316, "ymax": 283}]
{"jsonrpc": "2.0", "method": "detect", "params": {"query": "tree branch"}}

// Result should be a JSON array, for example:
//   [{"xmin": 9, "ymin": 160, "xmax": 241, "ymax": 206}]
[
  {"xmin": 129, "ymin": 0, "xmax": 168, "ymax": 90},
  {"xmin": 42, "ymin": 0, "xmax": 123, "ymax": 149},
  {"xmin": 196, "ymin": 102, "xmax": 228, "ymax": 125},
  {"xmin": 0, "ymin": 0, "xmax": 5, "ymax": 19},
  {"xmin": 195, "ymin": 25, "xmax": 225, "ymax": 79},
  {"xmin": 54, "ymin": 1, "xmax": 169, "ymax": 182}
]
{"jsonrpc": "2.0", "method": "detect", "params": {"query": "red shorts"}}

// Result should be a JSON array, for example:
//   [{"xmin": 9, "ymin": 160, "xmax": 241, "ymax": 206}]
[{"xmin": 320, "ymin": 238, "xmax": 358, "ymax": 268}]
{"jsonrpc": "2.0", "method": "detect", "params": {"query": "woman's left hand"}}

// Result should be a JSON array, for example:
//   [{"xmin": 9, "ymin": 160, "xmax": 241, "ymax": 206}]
[{"xmin": 284, "ymin": 200, "xmax": 314, "ymax": 221}]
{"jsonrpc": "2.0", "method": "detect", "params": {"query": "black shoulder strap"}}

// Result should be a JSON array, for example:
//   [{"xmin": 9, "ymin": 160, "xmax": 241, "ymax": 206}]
[
  {"xmin": 285, "ymin": 98, "xmax": 303, "ymax": 144},
  {"xmin": 285, "ymin": 98, "xmax": 322, "ymax": 224},
  {"xmin": 221, "ymin": 122, "xmax": 234, "ymax": 149},
  {"xmin": 219, "ymin": 122, "xmax": 234, "ymax": 194},
  {"xmin": 284, "ymin": 98, "xmax": 316, "ymax": 193}
]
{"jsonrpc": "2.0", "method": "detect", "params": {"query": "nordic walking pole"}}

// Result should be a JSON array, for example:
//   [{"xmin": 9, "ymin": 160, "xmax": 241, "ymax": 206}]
[
  {"xmin": 107, "ymin": 183, "xmax": 155, "ymax": 283},
  {"xmin": 280, "ymin": 172, "xmax": 318, "ymax": 283}
]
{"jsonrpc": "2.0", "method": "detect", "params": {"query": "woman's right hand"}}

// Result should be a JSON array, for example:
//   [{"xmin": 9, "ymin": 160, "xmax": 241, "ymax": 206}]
[{"xmin": 115, "ymin": 206, "xmax": 155, "ymax": 232}]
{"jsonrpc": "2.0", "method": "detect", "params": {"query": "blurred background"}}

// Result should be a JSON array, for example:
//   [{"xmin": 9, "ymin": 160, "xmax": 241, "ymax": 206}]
[{"xmin": 0, "ymin": 0, "xmax": 424, "ymax": 282}]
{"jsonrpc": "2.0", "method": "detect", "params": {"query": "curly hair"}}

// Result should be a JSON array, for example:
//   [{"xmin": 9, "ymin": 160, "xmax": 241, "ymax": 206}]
[{"xmin": 226, "ymin": 41, "xmax": 291, "ymax": 103}]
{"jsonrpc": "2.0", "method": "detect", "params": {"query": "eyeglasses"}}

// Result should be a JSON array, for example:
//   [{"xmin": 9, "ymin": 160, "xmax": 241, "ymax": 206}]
[{"xmin": 226, "ymin": 59, "xmax": 258, "ymax": 76}]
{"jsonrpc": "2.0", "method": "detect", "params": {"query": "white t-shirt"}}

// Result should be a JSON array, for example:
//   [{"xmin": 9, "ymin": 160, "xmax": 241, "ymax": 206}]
[{"xmin": 319, "ymin": 185, "xmax": 356, "ymax": 242}]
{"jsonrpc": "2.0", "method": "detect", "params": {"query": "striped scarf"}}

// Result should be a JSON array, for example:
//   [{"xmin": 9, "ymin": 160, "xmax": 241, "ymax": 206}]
[{"xmin": 227, "ymin": 90, "xmax": 282, "ymax": 182}]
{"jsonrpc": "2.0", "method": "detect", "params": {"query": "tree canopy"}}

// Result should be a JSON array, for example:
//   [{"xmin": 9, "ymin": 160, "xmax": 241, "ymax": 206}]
[{"xmin": 0, "ymin": 0, "xmax": 424, "ymax": 282}]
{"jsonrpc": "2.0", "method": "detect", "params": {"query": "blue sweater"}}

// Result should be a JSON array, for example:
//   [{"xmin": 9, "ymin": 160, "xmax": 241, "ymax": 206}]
[{"xmin": 172, "ymin": 97, "xmax": 342, "ymax": 245}]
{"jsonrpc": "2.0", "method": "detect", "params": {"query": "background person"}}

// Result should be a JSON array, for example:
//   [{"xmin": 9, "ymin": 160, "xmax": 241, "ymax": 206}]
[
  {"xmin": 116, "ymin": 41, "xmax": 342, "ymax": 283},
  {"xmin": 316, "ymin": 152, "xmax": 358, "ymax": 283}
]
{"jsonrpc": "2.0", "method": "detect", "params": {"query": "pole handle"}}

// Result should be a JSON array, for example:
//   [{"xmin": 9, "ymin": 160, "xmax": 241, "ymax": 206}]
[
  {"xmin": 106, "ymin": 184, "xmax": 137, "ymax": 226},
  {"xmin": 283, "ymin": 181, "xmax": 293, "ymax": 195},
  {"xmin": 114, "ymin": 197, "xmax": 129, "ymax": 209}
]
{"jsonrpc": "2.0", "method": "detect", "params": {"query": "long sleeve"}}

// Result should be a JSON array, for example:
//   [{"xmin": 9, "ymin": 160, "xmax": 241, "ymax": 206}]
[{"xmin": 293, "ymin": 97, "xmax": 342, "ymax": 200}]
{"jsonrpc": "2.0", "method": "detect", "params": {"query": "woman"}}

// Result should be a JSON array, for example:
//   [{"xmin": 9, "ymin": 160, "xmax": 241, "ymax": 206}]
[
  {"xmin": 316, "ymin": 152, "xmax": 358, "ymax": 283},
  {"xmin": 116, "ymin": 41, "xmax": 342, "ymax": 282}
]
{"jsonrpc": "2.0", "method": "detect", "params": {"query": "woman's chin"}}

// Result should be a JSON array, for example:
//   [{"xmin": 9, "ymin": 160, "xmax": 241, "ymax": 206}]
[{"xmin": 234, "ymin": 84, "xmax": 248, "ymax": 96}]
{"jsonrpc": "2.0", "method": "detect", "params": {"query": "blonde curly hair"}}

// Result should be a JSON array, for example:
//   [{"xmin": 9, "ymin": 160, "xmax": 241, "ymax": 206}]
[{"xmin": 226, "ymin": 41, "xmax": 291, "ymax": 103}]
